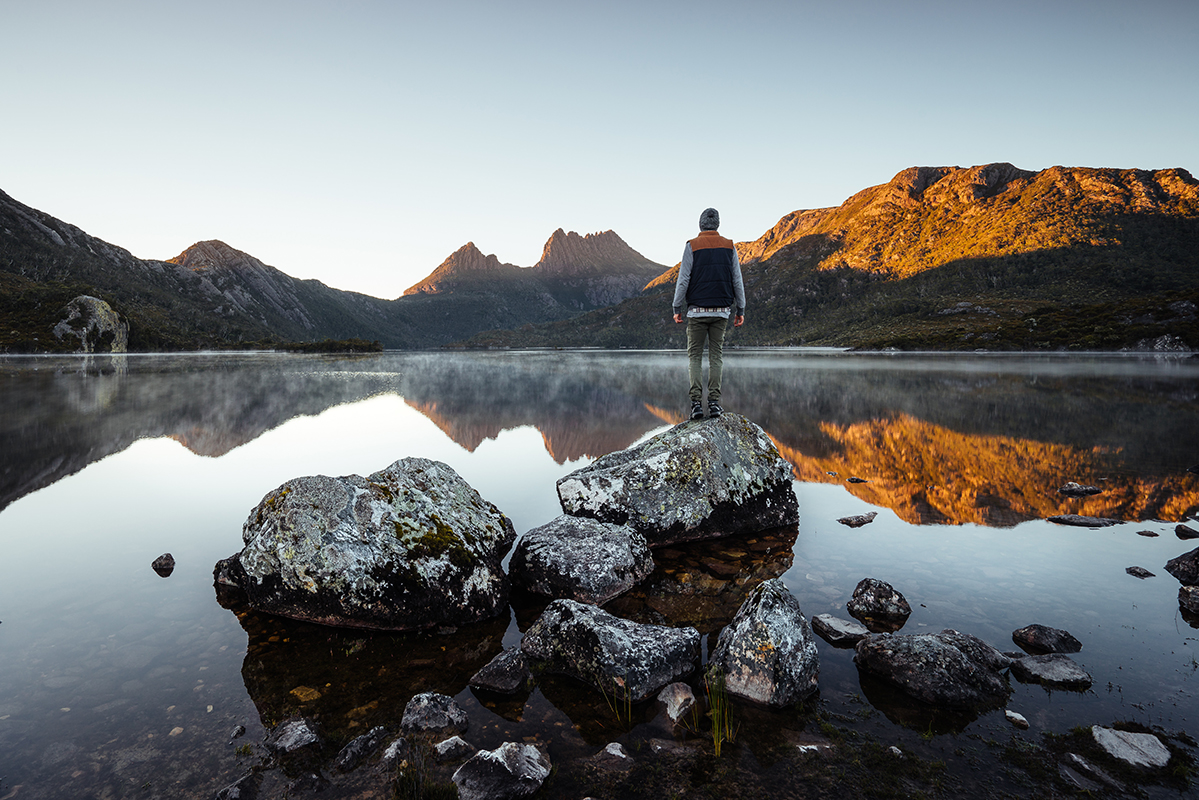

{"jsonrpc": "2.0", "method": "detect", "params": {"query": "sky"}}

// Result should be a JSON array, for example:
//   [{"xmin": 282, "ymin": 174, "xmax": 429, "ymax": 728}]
[{"xmin": 3, "ymin": 0, "xmax": 1196, "ymax": 300}]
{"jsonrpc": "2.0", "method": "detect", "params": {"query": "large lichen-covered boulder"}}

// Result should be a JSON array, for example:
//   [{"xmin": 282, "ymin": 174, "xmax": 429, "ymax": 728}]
[
  {"xmin": 213, "ymin": 457, "xmax": 516, "ymax": 630},
  {"xmin": 509, "ymin": 515, "xmax": 653, "ymax": 605},
  {"xmin": 521, "ymin": 599, "xmax": 701, "ymax": 702},
  {"xmin": 707, "ymin": 579, "xmax": 819, "ymax": 707},
  {"xmin": 52, "ymin": 295, "xmax": 129, "ymax": 353},
  {"xmin": 555, "ymin": 414, "xmax": 797, "ymax": 547},
  {"xmin": 854, "ymin": 630, "xmax": 1012, "ymax": 710}
]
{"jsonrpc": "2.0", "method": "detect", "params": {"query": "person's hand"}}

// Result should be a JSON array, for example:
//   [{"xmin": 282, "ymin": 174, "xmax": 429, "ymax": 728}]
[
  {"xmin": 734, "ymin": 314, "xmax": 744, "ymax": 327},
  {"xmin": 673, "ymin": 313, "xmax": 683, "ymax": 324}
]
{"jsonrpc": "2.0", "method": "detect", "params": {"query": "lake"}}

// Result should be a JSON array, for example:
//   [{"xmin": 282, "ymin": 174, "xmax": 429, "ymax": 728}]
[{"xmin": 1, "ymin": 349, "xmax": 1197, "ymax": 798}]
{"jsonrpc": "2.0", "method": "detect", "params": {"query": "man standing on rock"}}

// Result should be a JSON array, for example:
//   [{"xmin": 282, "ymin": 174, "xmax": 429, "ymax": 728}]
[{"xmin": 673, "ymin": 207, "xmax": 745, "ymax": 420}]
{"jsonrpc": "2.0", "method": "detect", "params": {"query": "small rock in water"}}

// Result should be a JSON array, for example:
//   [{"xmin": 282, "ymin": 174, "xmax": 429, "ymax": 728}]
[
  {"xmin": 469, "ymin": 647, "xmax": 533, "ymax": 695},
  {"xmin": 452, "ymin": 742, "xmax": 551, "ymax": 800},
  {"xmin": 1136, "ymin": 530, "xmax": 1160, "ymax": 537},
  {"xmin": 266, "ymin": 718, "xmax": 321, "ymax": 755},
  {"xmin": 847, "ymin": 476, "xmax": 869, "ymax": 484},
  {"xmin": 846, "ymin": 577, "xmax": 912, "ymax": 632},
  {"xmin": 332, "ymin": 726, "xmax": 389, "ymax": 772},
  {"xmin": 434, "ymin": 735, "xmax": 476, "ymax": 762},
  {"xmin": 1005, "ymin": 710, "xmax": 1030, "ymax": 729},
  {"xmin": 1058, "ymin": 482, "xmax": 1102, "ymax": 497},
  {"xmin": 151, "ymin": 553, "xmax": 175, "ymax": 577},
  {"xmin": 1187, "ymin": 465, "xmax": 1199, "ymax": 475},
  {"xmin": 228, "ymin": 724, "xmax": 246, "ymax": 744},
  {"xmin": 656, "ymin": 682, "xmax": 697, "ymax": 725},
  {"xmin": 1091, "ymin": 726, "xmax": 1171, "ymax": 769},
  {"xmin": 1165, "ymin": 546, "xmax": 1199, "ymax": 585},
  {"xmin": 837, "ymin": 512, "xmax": 877, "ymax": 528},
  {"xmin": 888, "ymin": 746, "xmax": 904, "ymax": 758},
  {"xmin": 1125, "ymin": 566, "xmax": 1155, "ymax": 579},
  {"xmin": 1012, "ymin": 623, "xmax": 1082, "ymax": 654},
  {"xmin": 1177, "ymin": 523, "xmax": 1199, "ymax": 540},
  {"xmin": 1064, "ymin": 753, "xmax": 1122, "ymax": 790},
  {"xmin": 1048, "ymin": 514, "xmax": 1122, "ymax": 528}
]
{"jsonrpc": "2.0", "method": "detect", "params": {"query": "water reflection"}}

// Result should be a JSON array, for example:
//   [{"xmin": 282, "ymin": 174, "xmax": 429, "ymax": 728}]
[{"xmin": 4, "ymin": 350, "xmax": 1197, "ymax": 525}]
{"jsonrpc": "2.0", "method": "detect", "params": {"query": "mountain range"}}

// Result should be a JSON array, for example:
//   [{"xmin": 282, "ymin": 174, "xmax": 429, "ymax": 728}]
[
  {"xmin": 3, "ymin": 162, "xmax": 1198, "ymax": 352},
  {"xmin": 0, "ymin": 189, "xmax": 663, "ymax": 352}
]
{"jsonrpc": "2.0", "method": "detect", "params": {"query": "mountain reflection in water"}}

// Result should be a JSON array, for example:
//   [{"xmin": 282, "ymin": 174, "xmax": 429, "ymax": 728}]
[{"xmin": 4, "ymin": 350, "xmax": 1196, "ymax": 525}]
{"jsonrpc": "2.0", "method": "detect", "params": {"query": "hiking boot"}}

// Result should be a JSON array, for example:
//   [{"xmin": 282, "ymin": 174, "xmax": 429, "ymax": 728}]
[
  {"xmin": 708, "ymin": 400, "xmax": 723, "ymax": 418},
  {"xmin": 690, "ymin": 401, "xmax": 704, "ymax": 420}
]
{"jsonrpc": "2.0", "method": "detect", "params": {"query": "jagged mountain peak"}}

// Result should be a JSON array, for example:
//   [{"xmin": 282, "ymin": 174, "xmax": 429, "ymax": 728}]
[
  {"xmin": 534, "ymin": 227, "xmax": 660, "ymax": 277},
  {"xmin": 402, "ymin": 241, "xmax": 520, "ymax": 296},
  {"xmin": 167, "ymin": 240, "xmax": 268, "ymax": 272}
]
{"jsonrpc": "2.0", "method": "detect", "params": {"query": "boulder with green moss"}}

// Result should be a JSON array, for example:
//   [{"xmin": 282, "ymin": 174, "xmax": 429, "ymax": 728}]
[
  {"xmin": 555, "ymin": 414, "xmax": 797, "ymax": 547},
  {"xmin": 213, "ymin": 457, "xmax": 516, "ymax": 630}
]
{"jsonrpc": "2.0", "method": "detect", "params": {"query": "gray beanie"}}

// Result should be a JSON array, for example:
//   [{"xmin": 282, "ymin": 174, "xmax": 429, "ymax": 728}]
[{"xmin": 699, "ymin": 208, "xmax": 720, "ymax": 231}]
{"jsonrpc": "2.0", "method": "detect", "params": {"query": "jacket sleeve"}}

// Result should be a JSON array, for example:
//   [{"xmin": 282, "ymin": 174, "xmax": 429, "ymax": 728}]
[
  {"xmin": 732, "ymin": 249, "xmax": 745, "ymax": 315},
  {"xmin": 672, "ymin": 243, "xmax": 692, "ymax": 316}
]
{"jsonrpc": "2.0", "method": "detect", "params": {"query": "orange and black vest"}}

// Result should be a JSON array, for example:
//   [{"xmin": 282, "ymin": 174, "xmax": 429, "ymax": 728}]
[{"xmin": 686, "ymin": 231, "xmax": 737, "ymax": 308}]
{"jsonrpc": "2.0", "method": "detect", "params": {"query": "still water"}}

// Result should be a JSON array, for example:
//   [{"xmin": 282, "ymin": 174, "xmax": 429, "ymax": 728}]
[{"xmin": 0, "ymin": 349, "xmax": 1197, "ymax": 798}]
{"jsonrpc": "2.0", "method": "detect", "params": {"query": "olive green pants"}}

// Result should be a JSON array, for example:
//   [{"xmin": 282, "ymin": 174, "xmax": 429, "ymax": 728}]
[{"xmin": 687, "ymin": 316, "xmax": 728, "ymax": 403}]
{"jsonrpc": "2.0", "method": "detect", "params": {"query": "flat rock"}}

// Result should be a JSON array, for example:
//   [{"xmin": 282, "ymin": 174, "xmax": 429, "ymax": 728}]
[
  {"xmin": 846, "ymin": 578, "xmax": 912, "ymax": 632},
  {"xmin": 452, "ymin": 742, "xmax": 551, "ymax": 800},
  {"xmin": 811, "ymin": 614, "xmax": 871, "ymax": 647},
  {"xmin": 708, "ymin": 579, "xmax": 819, "ymax": 707},
  {"xmin": 1136, "ymin": 530, "xmax": 1160, "ymax": 537},
  {"xmin": 469, "ymin": 646, "xmax": 533, "ymax": 695},
  {"xmin": 1091, "ymin": 726, "xmax": 1171, "ymax": 768},
  {"xmin": 401, "ymin": 692, "xmax": 468, "ymax": 736},
  {"xmin": 213, "ymin": 457, "xmax": 516, "ymax": 630},
  {"xmin": 1010, "ymin": 654, "xmax": 1092, "ymax": 689},
  {"xmin": 854, "ymin": 630, "xmax": 1012, "ymax": 709},
  {"xmin": 509, "ymin": 515, "xmax": 652, "ymax": 605},
  {"xmin": 555, "ymin": 414, "xmax": 798, "ymax": 547},
  {"xmin": 837, "ymin": 512, "xmax": 877, "ymax": 528},
  {"xmin": 1126, "ymin": 566, "xmax": 1155, "ymax": 579},
  {"xmin": 1048, "ymin": 514, "xmax": 1121, "ymax": 528},
  {"xmin": 521, "ymin": 599, "xmax": 700, "ymax": 702},
  {"xmin": 1058, "ymin": 482, "xmax": 1101, "ymax": 497},
  {"xmin": 1179, "ymin": 585, "xmax": 1199, "ymax": 614},
  {"xmin": 1177, "ymin": 523, "xmax": 1199, "ymax": 540},
  {"xmin": 1165, "ymin": 546, "xmax": 1199, "ymax": 585},
  {"xmin": 1012, "ymin": 623, "xmax": 1082, "ymax": 654}
]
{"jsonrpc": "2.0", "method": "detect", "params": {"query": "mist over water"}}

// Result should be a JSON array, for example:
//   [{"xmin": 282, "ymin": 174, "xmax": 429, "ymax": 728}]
[{"xmin": 1, "ymin": 349, "xmax": 1197, "ymax": 797}]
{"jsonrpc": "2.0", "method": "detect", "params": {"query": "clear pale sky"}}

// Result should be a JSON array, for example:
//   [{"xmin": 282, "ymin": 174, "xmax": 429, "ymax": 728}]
[{"xmin": 3, "ymin": 0, "xmax": 1196, "ymax": 299}]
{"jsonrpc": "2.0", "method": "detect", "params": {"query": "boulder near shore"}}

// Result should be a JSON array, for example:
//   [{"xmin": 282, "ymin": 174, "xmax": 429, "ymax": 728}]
[
  {"xmin": 214, "ymin": 457, "xmax": 516, "ymax": 630},
  {"xmin": 555, "ymin": 413, "xmax": 798, "ymax": 547}
]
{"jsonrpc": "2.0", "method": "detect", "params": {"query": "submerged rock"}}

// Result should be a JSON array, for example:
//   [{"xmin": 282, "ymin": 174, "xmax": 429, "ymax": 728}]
[
  {"xmin": 213, "ymin": 457, "xmax": 516, "ymax": 630},
  {"xmin": 555, "ymin": 414, "xmax": 798, "ymax": 547},
  {"xmin": 1165, "ymin": 546, "xmax": 1199, "ymax": 585},
  {"xmin": 1012, "ymin": 624, "xmax": 1082, "ymax": 654},
  {"xmin": 1091, "ymin": 726, "xmax": 1171, "ymax": 768},
  {"xmin": 469, "ymin": 646, "xmax": 533, "ymax": 695},
  {"xmin": 846, "ymin": 578, "xmax": 912, "ymax": 632},
  {"xmin": 509, "ymin": 515, "xmax": 652, "ymax": 605},
  {"xmin": 1010, "ymin": 654, "xmax": 1092, "ymax": 689},
  {"xmin": 452, "ymin": 742, "xmax": 551, "ymax": 800},
  {"xmin": 707, "ymin": 579, "xmax": 819, "ymax": 707},
  {"xmin": 521, "ymin": 599, "xmax": 700, "ymax": 702},
  {"xmin": 811, "ymin": 614, "xmax": 871, "ymax": 647},
  {"xmin": 1048, "ymin": 514, "xmax": 1121, "ymax": 528},
  {"xmin": 854, "ymin": 630, "xmax": 1012, "ymax": 710}
]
